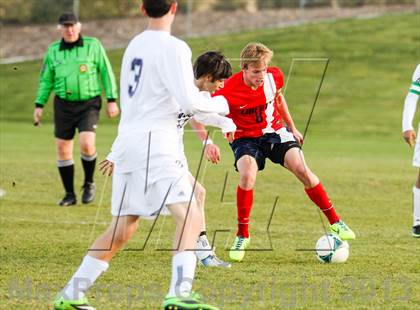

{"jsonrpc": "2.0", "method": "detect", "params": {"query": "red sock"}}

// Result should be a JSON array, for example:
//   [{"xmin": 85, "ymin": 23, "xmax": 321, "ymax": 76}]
[
  {"xmin": 236, "ymin": 186, "xmax": 253, "ymax": 238},
  {"xmin": 305, "ymin": 183, "xmax": 340, "ymax": 224}
]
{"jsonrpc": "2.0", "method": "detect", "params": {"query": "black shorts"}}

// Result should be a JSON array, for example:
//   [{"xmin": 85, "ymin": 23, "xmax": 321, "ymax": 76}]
[
  {"xmin": 54, "ymin": 96, "xmax": 101, "ymax": 140},
  {"xmin": 230, "ymin": 131, "xmax": 301, "ymax": 171}
]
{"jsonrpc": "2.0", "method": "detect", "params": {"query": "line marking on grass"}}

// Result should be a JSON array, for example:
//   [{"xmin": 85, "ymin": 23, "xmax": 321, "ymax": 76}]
[
  {"xmin": 5, "ymin": 217, "xmax": 108, "ymax": 226},
  {"xmin": 87, "ymin": 172, "xmax": 111, "ymax": 243},
  {"xmin": 282, "ymin": 57, "xmax": 334, "ymax": 252},
  {"xmin": 89, "ymin": 181, "xmax": 127, "ymax": 252}
]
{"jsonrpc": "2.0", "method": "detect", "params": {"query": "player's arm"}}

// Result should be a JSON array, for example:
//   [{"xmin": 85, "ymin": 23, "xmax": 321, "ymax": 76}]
[
  {"xmin": 189, "ymin": 117, "xmax": 210, "ymax": 143},
  {"xmin": 403, "ymin": 93, "xmax": 418, "ymax": 148},
  {"xmin": 193, "ymin": 111, "xmax": 236, "ymax": 134},
  {"xmin": 189, "ymin": 118, "xmax": 220, "ymax": 164},
  {"xmin": 161, "ymin": 42, "xmax": 229, "ymax": 116},
  {"xmin": 100, "ymin": 142, "xmax": 121, "ymax": 176},
  {"xmin": 99, "ymin": 158, "xmax": 114, "ymax": 176},
  {"xmin": 96, "ymin": 40, "xmax": 119, "ymax": 118},
  {"xmin": 275, "ymin": 92, "xmax": 304, "ymax": 144},
  {"xmin": 33, "ymin": 52, "xmax": 55, "ymax": 126},
  {"xmin": 402, "ymin": 66, "xmax": 420, "ymax": 148},
  {"xmin": 190, "ymin": 113, "xmax": 236, "ymax": 163}
]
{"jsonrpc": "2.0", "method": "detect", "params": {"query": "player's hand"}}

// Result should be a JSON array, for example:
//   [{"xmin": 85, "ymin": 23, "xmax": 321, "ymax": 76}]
[
  {"xmin": 403, "ymin": 130, "xmax": 416, "ymax": 148},
  {"xmin": 33, "ymin": 107, "xmax": 43, "ymax": 126},
  {"xmin": 226, "ymin": 131, "xmax": 235, "ymax": 144},
  {"xmin": 106, "ymin": 101, "xmax": 120, "ymax": 118},
  {"xmin": 291, "ymin": 128, "xmax": 304, "ymax": 145},
  {"xmin": 204, "ymin": 143, "xmax": 220, "ymax": 164},
  {"xmin": 99, "ymin": 159, "xmax": 114, "ymax": 176}
]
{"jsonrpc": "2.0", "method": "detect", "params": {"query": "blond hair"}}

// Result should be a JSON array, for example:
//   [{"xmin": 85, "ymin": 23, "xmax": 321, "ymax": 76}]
[{"xmin": 240, "ymin": 42, "xmax": 273, "ymax": 69}]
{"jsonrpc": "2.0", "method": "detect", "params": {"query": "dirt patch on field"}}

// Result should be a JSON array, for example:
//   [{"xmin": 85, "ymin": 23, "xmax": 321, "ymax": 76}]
[{"xmin": 0, "ymin": 4, "xmax": 415, "ymax": 63}]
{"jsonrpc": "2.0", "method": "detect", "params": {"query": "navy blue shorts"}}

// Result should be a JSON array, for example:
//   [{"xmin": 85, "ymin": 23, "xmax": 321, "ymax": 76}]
[{"xmin": 230, "ymin": 130, "xmax": 301, "ymax": 171}]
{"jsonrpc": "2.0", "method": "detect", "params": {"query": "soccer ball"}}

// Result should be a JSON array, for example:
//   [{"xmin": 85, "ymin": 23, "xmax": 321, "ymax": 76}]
[{"xmin": 315, "ymin": 234, "xmax": 349, "ymax": 263}]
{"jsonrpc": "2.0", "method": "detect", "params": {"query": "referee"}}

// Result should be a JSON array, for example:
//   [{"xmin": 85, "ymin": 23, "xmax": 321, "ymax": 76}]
[{"xmin": 33, "ymin": 12, "xmax": 119, "ymax": 206}]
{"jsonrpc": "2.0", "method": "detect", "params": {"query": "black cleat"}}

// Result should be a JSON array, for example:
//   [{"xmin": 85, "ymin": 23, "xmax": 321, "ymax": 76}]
[
  {"xmin": 413, "ymin": 225, "xmax": 420, "ymax": 238},
  {"xmin": 58, "ymin": 192, "xmax": 77, "ymax": 206},
  {"xmin": 81, "ymin": 182, "xmax": 96, "ymax": 204}
]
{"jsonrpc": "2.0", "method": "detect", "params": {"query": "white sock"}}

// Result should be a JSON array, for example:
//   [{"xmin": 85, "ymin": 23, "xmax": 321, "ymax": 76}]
[
  {"xmin": 195, "ymin": 234, "xmax": 213, "ymax": 261},
  {"xmin": 167, "ymin": 251, "xmax": 196, "ymax": 298},
  {"xmin": 413, "ymin": 187, "xmax": 420, "ymax": 226},
  {"xmin": 62, "ymin": 255, "xmax": 109, "ymax": 300}
]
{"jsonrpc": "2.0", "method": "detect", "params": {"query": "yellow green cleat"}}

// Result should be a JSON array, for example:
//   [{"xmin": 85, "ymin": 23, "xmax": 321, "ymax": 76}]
[
  {"xmin": 163, "ymin": 292, "xmax": 219, "ymax": 310},
  {"xmin": 229, "ymin": 236, "xmax": 250, "ymax": 262},
  {"xmin": 53, "ymin": 296, "xmax": 95, "ymax": 310},
  {"xmin": 330, "ymin": 220, "xmax": 356, "ymax": 240}
]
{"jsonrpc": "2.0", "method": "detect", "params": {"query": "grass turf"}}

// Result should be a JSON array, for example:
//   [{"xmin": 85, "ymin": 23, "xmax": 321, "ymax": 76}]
[{"xmin": 1, "ymin": 12, "xmax": 419, "ymax": 309}]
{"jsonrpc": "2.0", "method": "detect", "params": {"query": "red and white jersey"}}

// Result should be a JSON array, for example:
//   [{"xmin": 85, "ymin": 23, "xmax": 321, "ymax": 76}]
[{"xmin": 214, "ymin": 67, "xmax": 284, "ymax": 140}]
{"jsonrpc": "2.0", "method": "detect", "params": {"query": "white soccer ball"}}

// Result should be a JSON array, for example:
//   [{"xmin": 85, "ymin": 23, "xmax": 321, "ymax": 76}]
[{"xmin": 315, "ymin": 234, "xmax": 349, "ymax": 263}]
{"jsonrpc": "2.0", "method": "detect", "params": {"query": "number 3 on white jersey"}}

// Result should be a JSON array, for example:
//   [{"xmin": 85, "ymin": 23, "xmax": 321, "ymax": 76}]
[{"xmin": 128, "ymin": 58, "xmax": 143, "ymax": 98}]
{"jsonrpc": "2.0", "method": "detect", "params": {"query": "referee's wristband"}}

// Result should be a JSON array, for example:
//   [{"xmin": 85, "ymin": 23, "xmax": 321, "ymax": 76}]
[
  {"xmin": 35, "ymin": 103, "xmax": 44, "ymax": 108},
  {"xmin": 202, "ymin": 139, "xmax": 213, "ymax": 146}
]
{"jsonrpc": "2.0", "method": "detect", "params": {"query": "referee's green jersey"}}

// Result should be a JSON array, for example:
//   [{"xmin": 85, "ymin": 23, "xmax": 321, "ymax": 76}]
[{"xmin": 35, "ymin": 36, "xmax": 118, "ymax": 105}]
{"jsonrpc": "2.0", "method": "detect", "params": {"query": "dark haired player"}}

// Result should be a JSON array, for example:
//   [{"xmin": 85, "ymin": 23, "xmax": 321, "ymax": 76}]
[{"xmin": 53, "ymin": 2, "xmax": 227, "ymax": 309}]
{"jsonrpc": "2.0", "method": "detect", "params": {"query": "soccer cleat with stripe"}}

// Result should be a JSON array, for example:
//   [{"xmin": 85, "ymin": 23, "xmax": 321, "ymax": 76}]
[
  {"xmin": 53, "ymin": 296, "xmax": 95, "ymax": 310},
  {"xmin": 412, "ymin": 225, "xmax": 420, "ymax": 238},
  {"xmin": 200, "ymin": 254, "xmax": 231, "ymax": 268},
  {"xmin": 330, "ymin": 220, "xmax": 356, "ymax": 240},
  {"xmin": 196, "ymin": 234, "xmax": 231, "ymax": 268},
  {"xmin": 229, "ymin": 236, "xmax": 250, "ymax": 262},
  {"xmin": 163, "ymin": 292, "xmax": 219, "ymax": 310}
]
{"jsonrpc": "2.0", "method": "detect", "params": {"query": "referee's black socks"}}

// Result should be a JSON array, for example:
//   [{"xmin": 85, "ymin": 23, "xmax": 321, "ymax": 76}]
[
  {"xmin": 57, "ymin": 159, "xmax": 75, "ymax": 194},
  {"xmin": 81, "ymin": 153, "xmax": 97, "ymax": 185}
]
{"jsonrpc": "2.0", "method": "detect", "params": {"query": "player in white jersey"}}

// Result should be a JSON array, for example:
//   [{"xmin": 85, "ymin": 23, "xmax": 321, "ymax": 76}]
[
  {"xmin": 176, "ymin": 51, "xmax": 236, "ymax": 267},
  {"xmin": 402, "ymin": 64, "xmax": 420, "ymax": 238},
  {"xmin": 53, "ymin": 2, "xmax": 228, "ymax": 310}
]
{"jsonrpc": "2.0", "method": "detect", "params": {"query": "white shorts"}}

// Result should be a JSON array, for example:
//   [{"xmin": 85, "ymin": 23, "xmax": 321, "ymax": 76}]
[
  {"xmin": 111, "ymin": 159, "xmax": 195, "ymax": 218},
  {"xmin": 414, "ymin": 127, "xmax": 420, "ymax": 167}
]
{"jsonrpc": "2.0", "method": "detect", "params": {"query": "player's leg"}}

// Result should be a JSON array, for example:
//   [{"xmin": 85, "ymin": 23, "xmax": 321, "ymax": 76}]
[
  {"xmin": 283, "ymin": 147, "xmax": 355, "ymax": 240},
  {"xmin": 55, "ymin": 168, "xmax": 144, "ymax": 309},
  {"xmin": 189, "ymin": 174, "xmax": 207, "ymax": 233},
  {"xmin": 412, "ymin": 170, "xmax": 420, "ymax": 237},
  {"xmin": 164, "ymin": 201, "xmax": 218, "ymax": 309},
  {"xmin": 54, "ymin": 96, "xmax": 78, "ymax": 206},
  {"xmin": 283, "ymin": 147, "xmax": 319, "ymax": 188},
  {"xmin": 78, "ymin": 97, "xmax": 101, "ymax": 204},
  {"xmin": 79, "ymin": 131, "xmax": 97, "ymax": 204},
  {"xmin": 144, "ymin": 163, "xmax": 219, "ymax": 309},
  {"xmin": 54, "ymin": 215, "xmax": 139, "ymax": 309},
  {"xmin": 236, "ymin": 155, "xmax": 258, "ymax": 236},
  {"xmin": 168, "ymin": 200, "xmax": 202, "ymax": 253},
  {"xmin": 412, "ymin": 132, "xmax": 420, "ymax": 237},
  {"xmin": 56, "ymin": 138, "xmax": 76, "ymax": 206},
  {"xmin": 88, "ymin": 215, "xmax": 139, "ymax": 261},
  {"xmin": 228, "ymin": 155, "xmax": 258, "ymax": 262},
  {"xmin": 189, "ymin": 174, "xmax": 230, "ymax": 267}
]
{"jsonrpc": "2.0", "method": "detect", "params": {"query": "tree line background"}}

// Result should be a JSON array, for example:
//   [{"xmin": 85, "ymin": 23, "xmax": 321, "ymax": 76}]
[{"xmin": 0, "ymin": 0, "xmax": 417, "ymax": 24}]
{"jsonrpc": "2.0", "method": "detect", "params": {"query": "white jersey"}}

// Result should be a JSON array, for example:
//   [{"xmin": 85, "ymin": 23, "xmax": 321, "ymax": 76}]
[
  {"xmin": 402, "ymin": 65, "xmax": 420, "ymax": 167},
  {"xmin": 402, "ymin": 64, "xmax": 420, "ymax": 132},
  {"xmin": 107, "ymin": 30, "xmax": 229, "ymax": 173},
  {"xmin": 176, "ymin": 91, "xmax": 236, "ymax": 162}
]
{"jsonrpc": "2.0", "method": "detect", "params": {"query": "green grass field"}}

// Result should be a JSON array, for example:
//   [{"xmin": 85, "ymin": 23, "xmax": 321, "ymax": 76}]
[{"xmin": 1, "ymin": 12, "xmax": 419, "ymax": 309}]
